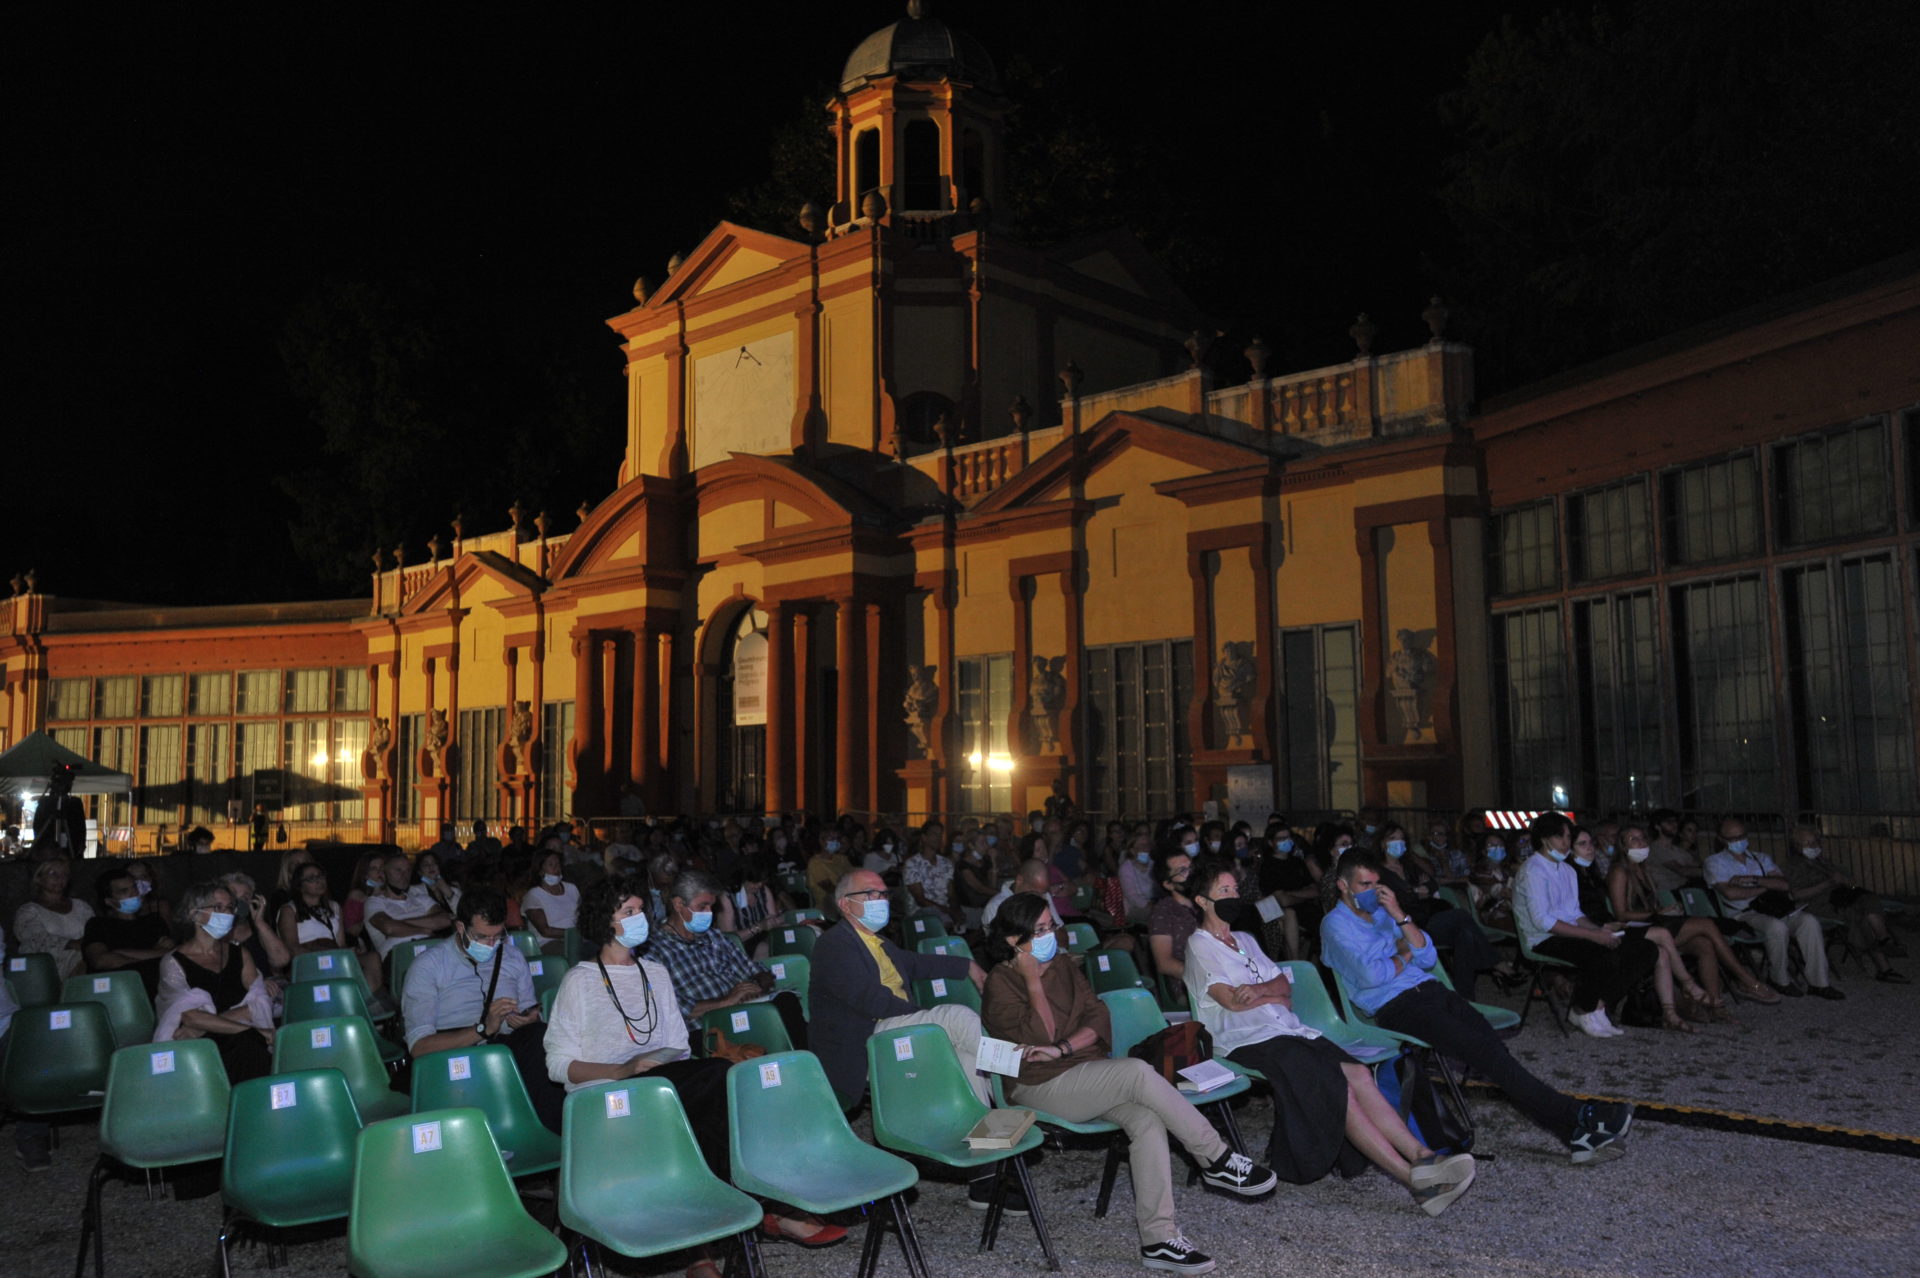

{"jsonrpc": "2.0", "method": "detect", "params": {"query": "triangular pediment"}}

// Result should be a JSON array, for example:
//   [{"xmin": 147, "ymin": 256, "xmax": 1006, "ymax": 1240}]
[
  {"xmin": 400, "ymin": 550, "xmax": 544, "ymax": 616},
  {"xmin": 656, "ymin": 222, "xmax": 808, "ymax": 305},
  {"xmin": 973, "ymin": 411, "xmax": 1273, "ymax": 513},
  {"xmin": 1048, "ymin": 229, "xmax": 1202, "ymax": 321}
]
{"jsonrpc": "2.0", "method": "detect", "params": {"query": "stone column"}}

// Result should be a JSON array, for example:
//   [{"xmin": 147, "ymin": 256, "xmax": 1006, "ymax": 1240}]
[{"xmin": 835, "ymin": 596, "xmax": 860, "ymax": 815}]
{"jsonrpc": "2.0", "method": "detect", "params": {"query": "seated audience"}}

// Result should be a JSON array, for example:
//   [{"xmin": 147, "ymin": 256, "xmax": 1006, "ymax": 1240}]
[
  {"xmin": 365, "ymin": 852, "xmax": 452, "ymax": 962},
  {"xmin": 125, "ymin": 859, "xmax": 174, "ymax": 927},
  {"xmin": 83, "ymin": 863, "xmax": 175, "ymax": 998},
  {"xmin": 984, "ymin": 892, "xmax": 1276, "ymax": 1274},
  {"xmin": 155, "ymin": 881, "xmax": 274, "ymax": 1083},
  {"xmin": 1644, "ymin": 809, "xmax": 1705, "ymax": 896},
  {"xmin": 277, "ymin": 860, "xmax": 348, "ymax": 956},
  {"xmin": 1514, "ymin": 812, "xmax": 1658, "ymax": 1036},
  {"xmin": 1324, "ymin": 850, "xmax": 1635, "ymax": 1165},
  {"xmin": 1182, "ymin": 858, "xmax": 1475, "ymax": 1214},
  {"xmin": 13, "ymin": 858, "xmax": 93, "ymax": 981},
  {"xmin": 648, "ymin": 868, "xmax": 807, "ymax": 1048},
  {"xmin": 1706, "ymin": 816, "xmax": 1841, "ymax": 999},
  {"xmin": 1147, "ymin": 847, "xmax": 1201, "ymax": 985},
  {"xmin": 1781, "ymin": 823, "xmax": 1906, "ymax": 984},
  {"xmin": 221, "ymin": 870, "xmax": 292, "ymax": 987},
  {"xmin": 1607, "ymin": 821, "xmax": 1776, "ymax": 1018},
  {"xmin": 521, "ymin": 849, "xmax": 580, "ymax": 951}
]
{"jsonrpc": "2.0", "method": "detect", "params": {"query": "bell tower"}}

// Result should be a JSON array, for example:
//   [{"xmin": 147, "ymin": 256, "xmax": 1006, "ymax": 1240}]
[{"xmin": 828, "ymin": 1, "xmax": 1007, "ymax": 235}]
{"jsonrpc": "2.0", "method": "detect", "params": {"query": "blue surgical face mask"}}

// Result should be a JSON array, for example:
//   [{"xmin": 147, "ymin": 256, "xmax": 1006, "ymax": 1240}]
[
  {"xmin": 203, "ymin": 911, "xmax": 235, "ymax": 940},
  {"xmin": 824, "ymin": 839, "xmax": 841, "ymax": 853},
  {"xmin": 465, "ymin": 933, "xmax": 498, "ymax": 964},
  {"xmin": 116, "ymin": 895, "xmax": 142, "ymax": 914},
  {"xmin": 1546, "ymin": 846, "xmax": 1569, "ymax": 862},
  {"xmin": 1029, "ymin": 930, "xmax": 1059, "ymax": 963},
  {"xmin": 1135, "ymin": 851, "xmax": 1151, "ymax": 864},
  {"xmin": 543, "ymin": 873, "xmax": 563, "ymax": 886},
  {"xmin": 618, "ymin": 913, "xmax": 650, "ymax": 948},
  {"xmin": 1385, "ymin": 840, "xmax": 1407, "ymax": 858},
  {"xmin": 1352, "ymin": 888, "xmax": 1381, "ymax": 914},
  {"xmin": 859, "ymin": 898, "xmax": 891, "ymax": 932},
  {"xmin": 1574, "ymin": 855, "xmax": 1594, "ymax": 868},
  {"xmin": 687, "ymin": 909, "xmax": 713, "ymax": 934},
  {"xmin": 1726, "ymin": 839, "xmax": 1749, "ymax": 854},
  {"xmin": 1486, "ymin": 846, "xmax": 1506, "ymax": 862},
  {"xmin": 1277, "ymin": 838, "xmax": 1294, "ymax": 853}
]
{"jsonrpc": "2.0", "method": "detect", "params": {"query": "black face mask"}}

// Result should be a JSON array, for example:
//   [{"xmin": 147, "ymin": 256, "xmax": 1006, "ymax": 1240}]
[{"xmin": 1208, "ymin": 897, "xmax": 1255, "ymax": 931}]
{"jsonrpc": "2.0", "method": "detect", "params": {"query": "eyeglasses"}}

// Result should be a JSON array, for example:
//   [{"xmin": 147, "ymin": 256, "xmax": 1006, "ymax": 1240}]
[{"xmin": 842, "ymin": 889, "xmax": 887, "ymax": 902}]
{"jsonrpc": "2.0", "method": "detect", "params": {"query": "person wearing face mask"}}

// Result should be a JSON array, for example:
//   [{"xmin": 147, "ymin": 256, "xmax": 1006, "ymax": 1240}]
[
  {"xmin": 1779, "ymin": 823, "xmax": 1907, "ymax": 983},
  {"xmin": 806, "ymin": 829, "xmax": 856, "ymax": 922},
  {"xmin": 546, "ymin": 876, "xmax": 844, "ymax": 1264},
  {"xmin": 1256, "ymin": 831, "xmax": 1319, "ymax": 962},
  {"xmin": 125, "ymin": 859, "xmax": 174, "ymax": 928},
  {"xmin": 1147, "ymin": 847, "xmax": 1201, "ymax": 983},
  {"xmin": 1514, "ymin": 812, "xmax": 1659, "ymax": 1036},
  {"xmin": 82, "ymin": 865, "xmax": 175, "ymax": 998},
  {"xmin": 955, "ymin": 829, "xmax": 998, "ymax": 931},
  {"xmin": 1378, "ymin": 821, "xmax": 1515, "ymax": 998},
  {"xmin": 402, "ymin": 887, "xmax": 542, "ymax": 1056},
  {"xmin": 984, "ymin": 892, "xmax": 1277, "ymax": 1273},
  {"xmin": 1323, "ymin": 850, "xmax": 1635, "ymax": 1166},
  {"xmin": 1183, "ymin": 858, "xmax": 1475, "ymax": 1214},
  {"xmin": 863, "ymin": 828, "xmax": 903, "ymax": 876},
  {"xmin": 520, "ymin": 850, "xmax": 580, "ymax": 953},
  {"xmin": 1468, "ymin": 834, "xmax": 1516, "ymax": 930},
  {"xmin": 649, "ymin": 869, "xmax": 807, "ymax": 1049},
  {"xmin": 1706, "ymin": 817, "xmax": 1841, "ymax": 999},
  {"xmin": 902, "ymin": 820, "xmax": 958, "ymax": 922},
  {"xmin": 154, "ymin": 881, "xmax": 275, "ymax": 1083},
  {"xmin": 1606, "ymin": 821, "xmax": 1774, "ymax": 1020},
  {"xmin": 1118, "ymin": 830, "xmax": 1160, "ymax": 926},
  {"xmin": 342, "ymin": 850, "xmax": 385, "ymax": 947},
  {"xmin": 365, "ymin": 850, "xmax": 454, "ymax": 962}
]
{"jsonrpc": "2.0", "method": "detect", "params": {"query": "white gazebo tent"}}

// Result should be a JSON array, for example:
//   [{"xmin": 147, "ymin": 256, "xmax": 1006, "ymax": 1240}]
[{"xmin": 0, "ymin": 730, "xmax": 133, "ymax": 855}]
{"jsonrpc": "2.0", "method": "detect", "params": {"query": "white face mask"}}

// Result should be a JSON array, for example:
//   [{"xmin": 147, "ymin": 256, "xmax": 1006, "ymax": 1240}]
[
  {"xmin": 1626, "ymin": 846, "xmax": 1650, "ymax": 863},
  {"xmin": 1800, "ymin": 846, "xmax": 1822, "ymax": 859},
  {"xmin": 543, "ymin": 873, "xmax": 563, "ymax": 886}
]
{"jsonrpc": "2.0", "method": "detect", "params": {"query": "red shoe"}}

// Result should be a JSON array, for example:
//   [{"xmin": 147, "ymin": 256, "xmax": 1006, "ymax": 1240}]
[{"xmin": 762, "ymin": 1213, "xmax": 848, "ymax": 1247}]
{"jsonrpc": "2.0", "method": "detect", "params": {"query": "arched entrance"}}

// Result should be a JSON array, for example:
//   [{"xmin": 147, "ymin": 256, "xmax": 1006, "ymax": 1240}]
[{"xmin": 715, "ymin": 604, "xmax": 768, "ymax": 813}]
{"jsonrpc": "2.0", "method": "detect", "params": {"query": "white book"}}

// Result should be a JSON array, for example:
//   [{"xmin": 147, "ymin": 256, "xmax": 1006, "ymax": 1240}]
[
  {"xmin": 1255, "ymin": 894, "xmax": 1284, "ymax": 923},
  {"xmin": 1176, "ymin": 1059, "xmax": 1237, "ymax": 1093},
  {"xmin": 975, "ymin": 1035, "xmax": 1025, "ymax": 1077}
]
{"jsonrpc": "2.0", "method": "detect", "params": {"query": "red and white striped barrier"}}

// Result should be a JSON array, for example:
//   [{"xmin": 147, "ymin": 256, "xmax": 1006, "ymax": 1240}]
[{"xmin": 1480, "ymin": 809, "xmax": 1575, "ymax": 830}]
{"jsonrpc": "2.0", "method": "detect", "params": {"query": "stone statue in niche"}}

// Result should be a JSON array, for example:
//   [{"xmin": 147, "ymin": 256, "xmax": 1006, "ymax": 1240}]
[
  {"xmin": 1213, "ymin": 641, "xmax": 1257, "ymax": 745},
  {"xmin": 506, "ymin": 701, "xmax": 534, "ymax": 777},
  {"xmin": 424, "ymin": 708, "xmax": 450, "ymax": 777},
  {"xmin": 1028, "ymin": 656, "xmax": 1067, "ymax": 752},
  {"xmin": 1388, "ymin": 628, "xmax": 1437, "ymax": 741},
  {"xmin": 904, "ymin": 665, "xmax": 939, "ymax": 755},
  {"xmin": 365, "ymin": 716, "xmax": 392, "ymax": 782}
]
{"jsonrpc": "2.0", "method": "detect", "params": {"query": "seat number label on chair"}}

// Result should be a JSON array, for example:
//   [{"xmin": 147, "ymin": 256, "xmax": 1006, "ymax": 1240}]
[
  {"xmin": 894, "ymin": 1037, "xmax": 914, "ymax": 1061},
  {"xmin": 606, "ymin": 1088, "xmax": 631, "ymax": 1118},
  {"xmin": 317, "ymin": 955, "xmax": 334, "ymax": 969},
  {"xmin": 411, "ymin": 1120, "xmax": 442, "ymax": 1153},
  {"xmin": 934, "ymin": 944, "xmax": 947, "ymax": 955},
  {"xmin": 771, "ymin": 963, "xmax": 786, "ymax": 980},
  {"xmin": 93, "ymin": 977, "xmax": 111, "ymax": 993},
  {"xmin": 150, "ymin": 1050, "xmax": 175, "ymax": 1074},
  {"xmin": 758, "ymin": 1061, "xmax": 781, "ymax": 1089},
  {"xmin": 731, "ymin": 1011, "xmax": 750, "ymax": 1033},
  {"xmin": 931, "ymin": 978, "xmax": 948, "ymax": 997},
  {"xmin": 50, "ymin": 1010, "xmax": 71, "ymax": 1030},
  {"xmin": 271, "ymin": 1083, "xmax": 297, "ymax": 1109},
  {"xmin": 913, "ymin": 921, "xmax": 925, "ymax": 933},
  {"xmin": 314, "ymin": 986, "xmax": 331, "ymax": 1002},
  {"xmin": 529, "ymin": 961, "xmax": 543, "ymax": 975},
  {"xmin": 783, "ymin": 929, "xmax": 796, "ymax": 942},
  {"xmin": 8, "ymin": 958, "xmax": 23, "ymax": 971},
  {"xmin": 310, "ymin": 1026, "xmax": 332, "ymax": 1049},
  {"xmin": 1097, "ymin": 955, "xmax": 1111, "ymax": 972},
  {"xmin": 448, "ymin": 1056, "xmax": 471, "ymax": 1080}
]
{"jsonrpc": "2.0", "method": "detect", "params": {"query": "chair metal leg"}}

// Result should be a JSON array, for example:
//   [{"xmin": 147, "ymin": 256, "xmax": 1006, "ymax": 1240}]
[
  {"xmin": 977, "ymin": 1162, "xmax": 1009, "ymax": 1252},
  {"xmin": 854, "ymin": 1198, "xmax": 888, "ymax": 1278},
  {"xmin": 1213, "ymin": 1098, "xmax": 1247, "ymax": 1156},
  {"xmin": 1094, "ymin": 1135, "xmax": 1126, "ymax": 1218},
  {"xmin": 73, "ymin": 1155, "xmax": 108, "ymax": 1278},
  {"xmin": 737, "ymin": 1225, "xmax": 765, "ymax": 1278},
  {"xmin": 1012, "ymin": 1153, "xmax": 1061, "ymax": 1271},
  {"xmin": 1427, "ymin": 1049, "xmax": 1476, "ymax": 1144},
  {"xmin": 890, "ymin": 1193, "xmax": 931, "ymax": 1278}
]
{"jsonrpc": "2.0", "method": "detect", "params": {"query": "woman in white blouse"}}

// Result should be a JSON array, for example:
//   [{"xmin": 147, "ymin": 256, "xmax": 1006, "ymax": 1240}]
[
  {"xmin": 12, "ymin": 859, "xmax": 94, "ymax": 981},
  {"xmin": 1182, "ymin": 856, "xmax": 1476, "ymax": 1216},
  {"xmin": 521, "ymin": 849, "xmax": 579, "ymax": 952},
  {"xmin": 544, "ymin": 876, "xmax": 844, "ymax": 1266}
]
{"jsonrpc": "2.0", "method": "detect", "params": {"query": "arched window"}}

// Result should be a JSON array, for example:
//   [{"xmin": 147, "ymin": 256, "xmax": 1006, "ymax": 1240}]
[
  {"xmin": 854, "ymin": 128, "xmax": 881, "ymax": 203},
  {"xmin": 902, "ymin": 118, "xmax": 942, "ymax": 211}
]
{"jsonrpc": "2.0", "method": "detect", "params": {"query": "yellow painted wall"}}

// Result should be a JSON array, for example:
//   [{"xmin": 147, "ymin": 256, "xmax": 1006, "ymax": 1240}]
[{"xmin": 821, "ymin": 296, "xmax": 875, "ymax": 449}]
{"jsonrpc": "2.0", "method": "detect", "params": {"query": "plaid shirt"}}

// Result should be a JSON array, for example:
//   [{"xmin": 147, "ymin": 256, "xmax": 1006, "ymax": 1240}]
[{"xmin": 647, "ymin": 926, "xmax": 766, "ymax": 1027}]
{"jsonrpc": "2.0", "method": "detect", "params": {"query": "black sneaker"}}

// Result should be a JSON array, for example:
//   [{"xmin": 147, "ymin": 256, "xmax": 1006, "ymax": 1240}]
[
  {"xmin": 1200, "ymin": 1150, "xmax": 1277, "ymax": 1196},
  {"xmin": 1807, "ymin": 984, "xmax": 1846, "ymax": 1000},
  {"xmin": 1141, "ymin": 1234, "xmax": 1216, "ymax": 1274},
  {"xmin": 1568, "ymin": 1101, "xmax": 1634, "ymax": 1165},
  {"xmin": 967, "ymin": 1175, "xmax": 1030, "ymax": 1217},
  {"xmin": 1768, "ymin": 980, "xmax": 1804, "ymax": 998}
]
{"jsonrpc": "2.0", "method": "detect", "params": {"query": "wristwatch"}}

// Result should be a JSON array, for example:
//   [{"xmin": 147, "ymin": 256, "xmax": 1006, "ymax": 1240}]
[
  {"xmin": 473, "ymin": 1020, "xmax": 489, "ymax": 1039},
  {"xmin": 1396, "ymin": 916, "xmax": 1414, "ymax": 926}
]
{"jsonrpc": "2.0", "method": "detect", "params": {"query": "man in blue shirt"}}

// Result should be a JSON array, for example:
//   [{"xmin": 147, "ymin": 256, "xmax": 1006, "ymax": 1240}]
[{"xmin": 1323, "ymin": 849, "xmax": 1634, "ymax": 1165}]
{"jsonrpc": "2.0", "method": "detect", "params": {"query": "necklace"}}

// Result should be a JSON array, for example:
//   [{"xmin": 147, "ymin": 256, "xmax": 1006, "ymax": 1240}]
[{"xmin": 595, "ymin": 955, "xmax": 659, "ymax": 1044}]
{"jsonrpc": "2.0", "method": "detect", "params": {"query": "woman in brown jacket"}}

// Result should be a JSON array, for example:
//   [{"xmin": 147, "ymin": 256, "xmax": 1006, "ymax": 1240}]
[{"xmin": 982, "ymin": 893, "xmax": 1275, "ymax": 1275}]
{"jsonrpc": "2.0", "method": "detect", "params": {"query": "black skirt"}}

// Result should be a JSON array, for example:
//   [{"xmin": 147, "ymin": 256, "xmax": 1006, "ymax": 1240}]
[{"xmin": 1227, "ymin": 1033, "xmax": 1367, "ymax": 1183}]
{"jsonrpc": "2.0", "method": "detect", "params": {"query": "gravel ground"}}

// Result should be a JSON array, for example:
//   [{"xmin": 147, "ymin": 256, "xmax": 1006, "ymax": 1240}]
[{"xmin": 8, "ymin": 953, "xmax": 1917, "ymax": 1278}]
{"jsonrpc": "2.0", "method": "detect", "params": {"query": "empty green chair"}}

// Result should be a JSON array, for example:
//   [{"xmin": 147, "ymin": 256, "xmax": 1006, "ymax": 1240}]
[
  {"xmin": 727, "ymin": 1051, "xmax": 923, "ymax": 1269},
  {"xmin": 561, "ymin": 927, "xmax": 582, "ymax": 964},
  {"xmin": 291, "ymin": 947, "xmax": 364, "ymax": 989},
  {"xmin": 1, "ymin": 1001, "xmax": 115, "ymax": 1116},
  {"xmin": 868, "ymin": 1023, "xmax": 1058, "ymax": 1269},
  {"xmin": 410, "ymin": 1044, "xmax": 561, "ymax": 1177},
  {"xmin": 1063, "ymin": 922, "xmax": 1101, "ymax": 955},
  {"xmin": 62, "ymin": 971, "xmax": 155, "ymax": 1050},
  {"xmin": 272, "ymin": 1016, "xmax": 408, "ymax": 1122},
  {"xmin": 905, "ymin": 913, "xmax": 947, "ymax": 942},
  {"xmin": 559, "ymin": 1079, "xmax": 764, "ymax": 1276},
  {"xmin": 766, "ymin": 953, "xmax": 811, "ymax": 1019},
  {"xmin": 219, "ymin": 1068, "xmax": 362, "ymax": 1273},
  {"xmin": 349, "ymin": 1107, "xmax": 568, "ymax": 1278},
  {"xmin": 1086, "ymin": 949, "xmax": 1149, "ymax": 995},
  {"xmin": 388, "ymin": 939, "xmax": 436, "ymax": 999},
  {"xmin": 1099, "ymin": 988, "xmax": 1248, "ymax": 1155},
  {"xmin": 912, "ymin": 974, "xmax": 982, "ymax": 1014},
  {"xmin": 698, "ymin": 1000, "xmax": 793, "ymax": 1059},
  {"xmin": 1068, "ymin": 884, "xmax": 1096, "ymax": 913},
  {"xmin": 917, "ymin": 935, "xmax": 975, "ymax": 963},
  {"xmin": 5, "ymin": 952, "xmax": 60, "ymax": 1009},
  {"xmin": 525, "ymin": 955, "xmax": 571, "ymax": 1004},
  {"xmin": 282, "ymin": 979, "xmax": 405, "ymax": 1065},
  {"xmin": 774, "ymin": 872, "xmax": 811, "ymax": 907},
  {"xmin": 777, "ymin": 908, "xmax": 824, "ymax": 927},
  {"xmin": 507, "ymin": 928, "xmax": 544, "ymax": 960},
  {"xmin": 766, "ymin": 925, "xmax": 818, "ymax": 960},
  {"xmin": 76, "ymin": 1039, "xmax": 230, "ymax": 1278}
]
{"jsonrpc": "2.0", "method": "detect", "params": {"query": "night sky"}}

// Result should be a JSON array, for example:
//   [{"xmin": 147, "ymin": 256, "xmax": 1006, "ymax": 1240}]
[{"xmin": 8, "ymin": 1, "xmax": 1901, "ymax": 607}]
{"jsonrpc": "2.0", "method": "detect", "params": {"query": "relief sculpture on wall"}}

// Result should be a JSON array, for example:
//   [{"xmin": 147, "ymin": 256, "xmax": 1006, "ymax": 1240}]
[
  {"xmin": 1028, "ymin": 655, "xmax": 1066, "ymax": 752},
  {"xmin": 903, "ymin": 664, "xmax": 939, "ymax": 755},
  {"xmin": 1213, "ymin": 640, "xmax": 1256, "ymax": 746},
  {"xmin": 1388, "ymin": 628, "xmax": 1437, "ymax": 742},
  {"xmin": 506, "ymin": 700, "xmax": 535, "ymax": 776}
]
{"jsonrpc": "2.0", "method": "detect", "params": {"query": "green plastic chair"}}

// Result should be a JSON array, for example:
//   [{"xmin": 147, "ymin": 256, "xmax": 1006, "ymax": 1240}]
[
  {"xmin": 727, "ymin": 1050, "xmax": 924, "ymax": 1268},
  {"xmin": 62, "ymin": 971, "xmax": 156, "ymax": 1050},
  {"xmin": 219, "ymin": 1068, "xmax": 362, "ymax": 1272},
  {"xmin": 387, "ymin": 939, "xmax": 436, "ymax": 999},
  {"xmin": 282, "ymin": 980, "xmax": 405, "ymax": 1065},
  {"xmin": 1, "ymin": 1000, "xmax": 115, "ymax": 1115},
  {"xmin": 777, "ymin": 908, "xmax": 825, "ymax": 926},
  {"xmin": 766, "ymin": 953, "xmax": 811, "ymax": 1019},
  {"xmin": 291, "ymin": 947, "xmax": 366, "ymax": 990},
  {"xmin": 1329, "ymin": 967, "xmax": 1475, "ymax": 1141},
  {"xmin": 1267, "ymin": 961, "xmax": 1404, "ymax": 1065},
  {"xmin": 561, "ymin": 927, "xmax": 582, "ymax": 964},
  {"xmin": 1430, "ymin": 960, "xmax": 1522, "ymax": 1032},
  {"xmin": 1513, "ymin": 927, "xmax": 1577, "ymax": 1034},
  {"xmin": 349, "ymin": 1107, "xmax": 569, "ymax": 1278},
  {"xmin": 76, "ymin": 1039, "xmax": 231, "ymax": 1278},
  {"xmin": 5, "ymin": 952, "xmax": 61, "ymax": 1008},
  {"xmin": 905, "ymin": 913, "xmax": 947, "ymax": 942},
  {"xmin": 540, "ymin": 986, "xmax": 559, "ymax": 1019},
  {"xmin": 525, "ymin": 955, "xmax": 571, "ymax": 1004},
  {"xmin": 507, "ymin": 928, "xmax": 544, "ymax": 960},
  {"xmin": 272, "ymin": 1016, "xmax": 408, "ymax": 1122},
  {"xmin": 1086, "ymin": 948, "xmax": 1150, "ymax": 995},
  {"xmin": 698, "ymin": 1000, "xmax": 793, "ymax": 1059},
  {"xmin": 917, "ymin": 935, "xmax": 976, "ymax": 963},
  {"xmin": 1063, "ymin": 922, "xmax": 1100, "ymax": 955},
  {"xmin": 989, "ymin": 1072, "xmax": 1130, "ymax": 1218},
  {"xmin": 868, "ymin": 1024, "xmax": 1058, "ymax": 1269},
  {"xmin": 559, "ymin": 1079, "xmax": 764, "ymax": 1275},
  {"xmin": 410, "ymin": 1044, "xmax": 561, "ymax": 1177},
  {"xmin": 774, "ymin": 872, "xmax": 812, "ymax": 907},
  {"xmin": 1068, "ymin": 884, "xmax": 1096, "ymax": 913},
  {"xmin": 766, "ymin": 925, "xmax": 818, "ymax": 960},
  {"xmin": 1098, "ymin": 988, "xmax": 1248, "ymax": 1157},
  {"xmin": 911, "ymin": 974, "xmax": 982, "ymax": 1014}
]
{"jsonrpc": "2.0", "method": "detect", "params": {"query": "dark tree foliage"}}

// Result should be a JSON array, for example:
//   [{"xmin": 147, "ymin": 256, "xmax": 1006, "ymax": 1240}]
[{"xmin": 1429, "ymin": 0, "xmax": 1920, "ymax": 392}]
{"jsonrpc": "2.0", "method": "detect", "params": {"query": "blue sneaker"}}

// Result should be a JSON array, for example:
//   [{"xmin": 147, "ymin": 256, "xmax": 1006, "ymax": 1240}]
[{"xmin": 1569, "ymin": 1101, "xmax": 1634, "ymax": 1165}]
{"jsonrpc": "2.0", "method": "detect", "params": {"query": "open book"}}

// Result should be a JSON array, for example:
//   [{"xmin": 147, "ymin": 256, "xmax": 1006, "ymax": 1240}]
[
  {"xmin": 966, "ymin": 1107, "xmax": 1037, "ymax": 1149},
  {"xmin": 1175, "ymin": 1059, "xmax": 1237, "ymax": 1093}
]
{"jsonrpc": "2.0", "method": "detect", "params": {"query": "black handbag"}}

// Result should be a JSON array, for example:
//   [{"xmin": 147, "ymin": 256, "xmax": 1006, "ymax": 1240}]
[{"xmin": 1386, "ymin": 1052, "xmax": 1474, "ymax": 1155}]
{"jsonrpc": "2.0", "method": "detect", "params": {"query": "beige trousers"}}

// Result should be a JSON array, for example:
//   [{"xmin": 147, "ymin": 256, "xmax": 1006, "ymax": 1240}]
[{"xmin": 1010, "ymin": 1056, "xmax": 1227, "ymax": 1245}]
